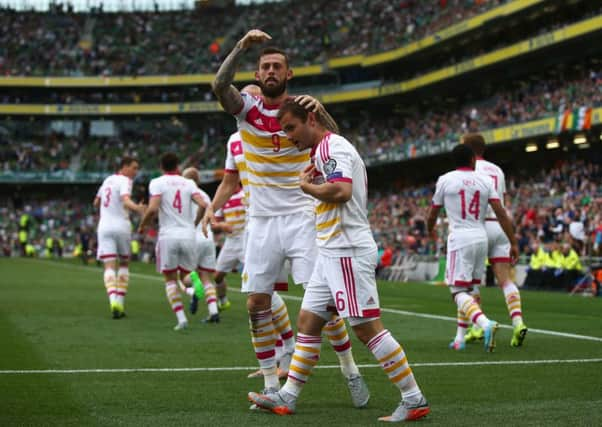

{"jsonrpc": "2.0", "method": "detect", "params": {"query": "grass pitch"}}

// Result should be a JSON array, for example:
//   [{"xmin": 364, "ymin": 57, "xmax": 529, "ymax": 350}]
[{"xmin": 1, "ymin": 258, "xmax": 601, "ymax": 426}]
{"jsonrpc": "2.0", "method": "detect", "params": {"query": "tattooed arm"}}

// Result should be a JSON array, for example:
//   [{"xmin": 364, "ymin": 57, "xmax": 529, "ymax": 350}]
[{"xmin": 212, "ymin": 29, "xmax": 272, "ymax": 115}]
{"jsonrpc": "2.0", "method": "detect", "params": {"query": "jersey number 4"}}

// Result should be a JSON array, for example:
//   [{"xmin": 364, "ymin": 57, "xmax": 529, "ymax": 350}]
[
  {"xmin": 172, "ymin": 190, "xmax": 182, "ymax": 214},
  {"xmin": 459, "ymin": 189, "xmax": 480, "ymax": 220}
]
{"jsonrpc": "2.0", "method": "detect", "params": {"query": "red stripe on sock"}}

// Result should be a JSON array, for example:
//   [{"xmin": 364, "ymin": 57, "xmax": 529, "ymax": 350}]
[
  {"xmin": 256, "ymin": 350, "xmax": 275, "ymax": 360},
  {"xmin": 281, "ymin": 330, "xmax": 294, "ymax": 339},
  {"xmin": 332, "ymin": 341, "xmax": 351, "ymax": 352}
]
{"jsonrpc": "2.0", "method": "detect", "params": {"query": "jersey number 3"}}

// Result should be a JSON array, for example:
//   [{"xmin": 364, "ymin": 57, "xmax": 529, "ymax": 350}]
[
  {"xmin": 172, "ymin": 190, "xmax": 182, "ymax": 214},
  {"xmin": 459, "ymin": 189, "xmax": 480, "ymax": 220},
  {"xmin": 103, "ymin": 187, "xmax": 112, "ymax": 208}
]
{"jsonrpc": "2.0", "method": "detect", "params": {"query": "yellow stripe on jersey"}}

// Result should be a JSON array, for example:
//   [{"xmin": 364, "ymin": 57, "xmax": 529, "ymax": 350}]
[
  {"xmin": 244, "ymin": 151, "xmax": 310, "ymax": 165},
  {"xmin": 246, "ymin": 165, "xmax": 301, "ymax": 178},
  {"xmin": 224, "ymin": 214, "xmax": 245, "ymax": 221},
  {"xmin": 246, "ymin": 180, "xmax": 299, "ymax": 188},
  {"xmin": 227, "ymin": 219, "xmax": 246, "ymax": 226},
  {"xmin": 316, "ymin": 202, "xmax": 337, "ymax": 215},
  {"xmin": 235, "ymin": 161, "xmax": 246, "ymax": 171},
  {"xmin": 240, "ymin": 130, "xmax": 296, "ymax": 150},
  {"xmin": 317, "ymin": 217, "xmax": 340, "ymax": 231},
  {"xmin": 317, "ymin": 229, "xmax": 342, "ymax": 240}
]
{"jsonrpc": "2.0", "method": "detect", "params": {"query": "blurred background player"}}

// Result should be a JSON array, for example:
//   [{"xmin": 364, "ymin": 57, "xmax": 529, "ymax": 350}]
[
  {"xmin": 138, "ymin": 152, "xmax": 208, "ymax": 331},
  {"xmin": 249, "ymin": 99, "xmax": 429, "ymax": 422},
  {"xmin": 427, "ymin": 144, "xmax": 519, "ymax": 352},
  {"xmin": 462, "ymin": 133, "xmax": 528, "ymax": 347},
  {"xmin": 178, "ymin": 167, "xmax": 220, "ymax": 324},
  {"xmin": 93, "ymin": 156, "xmax": 145, "ymax": 319},
  {"xmin": 212, "ymin": 33, "xmax": 367, "ymax": 405}
]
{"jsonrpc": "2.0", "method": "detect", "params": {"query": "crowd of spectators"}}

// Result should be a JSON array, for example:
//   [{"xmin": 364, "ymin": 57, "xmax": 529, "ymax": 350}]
[
  {"xmin": 2, "ymin": 157, "xmax": 600, "ymax": 291},
  {"xmin": 371, "ymin": 160, "xmax": 602, "ymax": 266},
  {"xmin": 1, "ymin": 67, "xmax": 600, "ymax": 174},
  {"xmin": 1, "ymin": 0, "xmax": 506, "ymax": 77},
  {"xmin": 3, "ymin": 159, "xmax": 600, "ymax": 261},
  {"xmin": 0, "ymin": 131, "xmax": 77, "ymax": 172},
  {"xmin": 343, "ymin": 68, "xmax": 602, "ymax": 160}
]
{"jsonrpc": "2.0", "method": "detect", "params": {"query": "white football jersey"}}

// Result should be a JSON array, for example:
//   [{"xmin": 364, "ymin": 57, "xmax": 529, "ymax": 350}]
[
  {"xmin": 224, "ymin": 131, "xmax": 250, "ymax": 206},
  {"xmin": 235, "ymin": 93, "xmax": 313, "ymax": 217},
  {"xmin": 313, "ymin": 132, "xmax": 376, "ymax": 256},
  {"xmin": 96, "ymin": 174, "xmax": 133, "ymax": 233},
  {"xmin": 475, "ymin": 157, "xmax": 506, "ymax": 220},
  {"xmin": 148, "ymin": 174, "xmax": 201, "ymax": 239},
  {"xmin": 432, "ymin": 168, "xmax": 500, "ymax": 250}
]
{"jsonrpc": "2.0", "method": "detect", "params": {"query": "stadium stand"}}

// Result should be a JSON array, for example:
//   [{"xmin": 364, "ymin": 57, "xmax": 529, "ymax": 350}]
[
  {"xmin": 0, "ymin": 0, "xmax": 505, "ymax": 76},
  {"xmin": 1, "ymin": 0, "xmax": 601, "ymax": 288}
]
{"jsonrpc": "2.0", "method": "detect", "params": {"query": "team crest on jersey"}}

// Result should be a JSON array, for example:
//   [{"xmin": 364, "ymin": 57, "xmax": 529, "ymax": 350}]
[{"xmin": 324, "ymin": 159, "xmax": 337, "ymax": 175}]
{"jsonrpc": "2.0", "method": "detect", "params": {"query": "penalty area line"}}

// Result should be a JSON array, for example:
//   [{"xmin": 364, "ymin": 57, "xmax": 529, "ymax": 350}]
[{"xmin": 2, "ymin": 358, "xmax": 602, "ymax": 375}]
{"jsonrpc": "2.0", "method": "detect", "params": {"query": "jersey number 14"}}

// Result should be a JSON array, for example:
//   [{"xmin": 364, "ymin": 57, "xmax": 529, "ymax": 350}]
[{"xmin": 459, "ymin": 189, "xmax": 480, "ymax": 220}]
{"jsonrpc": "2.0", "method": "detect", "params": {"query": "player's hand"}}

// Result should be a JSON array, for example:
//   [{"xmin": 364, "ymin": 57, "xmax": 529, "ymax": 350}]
[
  {"xmin": 237, "ymin": 29, "xmax": 272, "ymax": 50},
  {"xmin": 299, "ymin": 164, "xmax": 315, "ymax": 190},
  {"xmin": 200, "ymin": 207, "xmax": 215, "ymax": 238},
  {"xmin": 510, "ymin": 244, "xmax": 520, "ymax": 265},
  {"xmin": 294, "ymin": 95, "xmax": 323, "ymax": 113}
]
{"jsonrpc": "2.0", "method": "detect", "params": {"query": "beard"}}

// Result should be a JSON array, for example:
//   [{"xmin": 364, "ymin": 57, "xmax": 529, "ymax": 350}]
[{"xmin": 259, "ymin": 78, "xmax": 287, "ymax": 98}]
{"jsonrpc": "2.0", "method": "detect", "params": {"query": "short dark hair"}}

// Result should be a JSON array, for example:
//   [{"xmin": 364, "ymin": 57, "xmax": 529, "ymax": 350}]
[
  {"xmin": 258, "ymin": 46, "xmax": 289, "ymax": 68},
  {"xmin": 119, "ymin": 156, "xmax": 138, "ymax": 169},
  {"xmin": 160, "ymin": 152, "xmax": 179, "ymax": 172},
  {"xmin": 452, "ymin": 144, "xmax": 475, "ymax": 169},
  {"xmin": 462, "ymin": 133, "xmax": 486, "ymax": 156},
  {"xmin": 277, "ymin": 98, "xmax": 309, "ymax": 122}
]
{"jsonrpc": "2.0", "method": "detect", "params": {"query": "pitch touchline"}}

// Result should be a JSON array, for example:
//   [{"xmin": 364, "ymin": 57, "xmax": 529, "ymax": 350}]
[
  {"xmin": 2, "ymin": 358, "xmax": 602, "ymax": 375},
  {"xmin": 30, "ymin": 260, "xmax": 602, "ymax": 343}
]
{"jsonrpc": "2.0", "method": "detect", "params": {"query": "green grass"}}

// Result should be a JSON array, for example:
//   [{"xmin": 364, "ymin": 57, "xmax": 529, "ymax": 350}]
[{"xmin": 1, "ymin": 258, "xmax": 601, "ymax": 426}]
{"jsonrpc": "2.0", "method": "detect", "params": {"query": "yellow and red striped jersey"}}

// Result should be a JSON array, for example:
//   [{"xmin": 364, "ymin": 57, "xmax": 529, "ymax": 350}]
[{"xmin": 235, "ymin": 93, "xmax": 313, "ymax": 217}]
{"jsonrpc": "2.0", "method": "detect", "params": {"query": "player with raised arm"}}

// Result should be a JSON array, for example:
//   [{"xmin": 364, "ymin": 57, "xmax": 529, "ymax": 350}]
[
  {"xmin": 138, "ymin": 153, "xmax": 208, "ymax": 331},
  {"xmin": 462, "ymin": 133, "xmax": 528, "ymax": 347},
  {"xmin": 249, "ymin": 100, "xmax": 430, "ymax": 422},
  {"xmin": 177, "ymin": 167, "xmax": 220, "ymax": 324},
  {"xmin": 426, "ymin": 144, "xmax": 520, "ymax": 352},
  {"xmin": 211, "ymin": 30, "xmax": 368, "ymax": 405},
  {"xmin": 94, "ymin": 156, "xmax": 145, "ymax": 319}
]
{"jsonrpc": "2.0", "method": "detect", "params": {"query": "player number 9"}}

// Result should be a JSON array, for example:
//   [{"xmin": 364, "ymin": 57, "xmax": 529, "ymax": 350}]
[{"xmin": 271, "ymin": 134, "xmax": 281, "ymax": 152}]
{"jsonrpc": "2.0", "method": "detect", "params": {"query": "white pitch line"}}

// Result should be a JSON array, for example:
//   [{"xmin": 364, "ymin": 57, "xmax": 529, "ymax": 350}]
[
  {"xmin": 2, "ymin": 358, "xmax": 602, "ymax": 375},
  {"xmin": 24, "ymin": 259, "xmax": 602, "ymax": 343}
]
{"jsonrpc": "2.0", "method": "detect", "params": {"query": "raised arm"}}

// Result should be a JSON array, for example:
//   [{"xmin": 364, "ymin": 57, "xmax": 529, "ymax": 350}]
[{"xmin": 212, "ymin": 29, "xmax": 272, "ymax": 115}]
